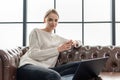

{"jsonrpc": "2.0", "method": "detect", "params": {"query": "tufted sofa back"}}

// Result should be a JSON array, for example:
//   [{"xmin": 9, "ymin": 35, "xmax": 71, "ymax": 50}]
[{"xmin": 0, "ymin": 48, "xmax": 21, "ymax": 80}]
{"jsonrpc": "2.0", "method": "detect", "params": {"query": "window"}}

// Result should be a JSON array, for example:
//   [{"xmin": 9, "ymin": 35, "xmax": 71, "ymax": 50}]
[
  {"xmin": 116, "ymin": 0, "xmax": 120, "ymax": 45},
  {"xmin": 27, "ymin": 0, "xmax": 54, "ymax": 22},
  {"xmin": 0, "ymin": 0, "xmax": 119, "ymax": 47},
  {"xmin": 84, "ymin": 23, "xmax": 111, "ymax": 45},
  {"xmin": 84, "ymin": 0, "xmax": 111, "ymax": 21},
  {"xmin": 116, "ymin": 24, "xmax": 120, "ymax": 45},
  {"xmin": 56, "ymin": 24, "xmax": 82, "ymax": 40},
  {"xmin": 116, "ymin": 0, "xmax": 120, "ymax": 21},
  {"xmin": 56, "ymin": 0, "xmax": 82, "ymax": 22},
  {"xmin": 0, "ymin": 24, "xmax": 22, "ymax": 48},
  {"xmin": 0, "ymin": 0, "xmax": 23, "ymax": 22},
  {"xmin": 0, "ymin": 0, "xmax": 23, "ymax": 48}
]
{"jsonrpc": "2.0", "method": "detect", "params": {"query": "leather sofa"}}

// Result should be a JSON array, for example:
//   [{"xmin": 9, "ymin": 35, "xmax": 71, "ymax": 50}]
[
  {"xmin": 0, "ymin": 46, "xmax": 120, "ymax": 80},
  {"xmin": 0, "ymin": 47, "xmax": 29, "ymax": 80}
]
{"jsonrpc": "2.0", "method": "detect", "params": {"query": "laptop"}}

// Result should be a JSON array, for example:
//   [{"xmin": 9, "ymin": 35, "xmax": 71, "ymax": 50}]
[{"xmin": 61, "ymin": 57, "xmax": 108, "ymax": 80}]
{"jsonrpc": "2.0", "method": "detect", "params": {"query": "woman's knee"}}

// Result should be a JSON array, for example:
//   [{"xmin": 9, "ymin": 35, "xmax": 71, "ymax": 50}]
[{"xmin": 46, "ymin": 69, "xmax": 61, "ymax": 80}]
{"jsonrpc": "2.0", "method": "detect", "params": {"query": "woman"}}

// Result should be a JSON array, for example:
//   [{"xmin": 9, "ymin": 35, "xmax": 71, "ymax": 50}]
[{"xmin": 17, "ymin": 9, "xmax": 82, "ymax": 80}]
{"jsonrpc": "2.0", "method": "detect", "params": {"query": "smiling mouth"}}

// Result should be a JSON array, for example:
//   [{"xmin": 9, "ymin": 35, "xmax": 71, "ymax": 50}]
[{"xmin": 51, "ymin": 25, "xmax": 55, "ymax": 27}]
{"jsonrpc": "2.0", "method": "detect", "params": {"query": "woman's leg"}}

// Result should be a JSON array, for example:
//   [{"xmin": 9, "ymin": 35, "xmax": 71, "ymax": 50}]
[
  {"xmin": 51, "ymin": 61, "xmax": 81, "ymax": 76},
  {"xmin": 17, "ymin": 64, "xmax": 61, "ymax": 80}
]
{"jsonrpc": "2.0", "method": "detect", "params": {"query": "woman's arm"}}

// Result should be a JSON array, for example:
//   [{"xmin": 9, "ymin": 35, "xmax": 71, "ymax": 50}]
[{"xmin": 28, "ymin": 29, "xmax": 59, "ymax": 61}]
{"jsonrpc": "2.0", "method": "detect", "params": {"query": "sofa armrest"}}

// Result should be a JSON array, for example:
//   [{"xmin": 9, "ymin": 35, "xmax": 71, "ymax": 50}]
[
  {"xmin": 0, "ymin": 58, "xmax": 3, "ymax": 80},
  {"xmin": 0, "ymin": 48, "xmax": 22, "ymax": 80}
]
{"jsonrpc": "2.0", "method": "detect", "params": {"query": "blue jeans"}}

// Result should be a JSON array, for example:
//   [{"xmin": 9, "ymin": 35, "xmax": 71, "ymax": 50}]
[{"xmin": 17, "ymin": 61, "xmax": 81, "ymax": 80}]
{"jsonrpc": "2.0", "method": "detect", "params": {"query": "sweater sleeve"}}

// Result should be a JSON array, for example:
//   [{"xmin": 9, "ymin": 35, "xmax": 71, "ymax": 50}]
[
  {"xmin": 57, "ymin": 35, "xmax": 82, "ymax": 47},
  {"xmin": 28, "ymin": 29, "xmax": 59, "ymax": 61}
]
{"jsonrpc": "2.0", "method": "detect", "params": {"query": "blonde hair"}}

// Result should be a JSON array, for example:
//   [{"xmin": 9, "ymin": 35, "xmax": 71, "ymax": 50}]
[{"xmin": 44, "ymin": 9, "xmax": 59, "ymax": 19}]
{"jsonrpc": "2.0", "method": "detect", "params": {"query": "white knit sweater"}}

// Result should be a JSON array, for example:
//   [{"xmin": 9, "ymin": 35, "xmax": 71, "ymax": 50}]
[{"xmin": 19, "ymin": 28, "xmax": 81, "ymax": 68}]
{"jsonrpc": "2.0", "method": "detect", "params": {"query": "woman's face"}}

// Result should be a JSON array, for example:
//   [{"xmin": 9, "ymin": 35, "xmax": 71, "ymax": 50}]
[{"xmin": 44, "ymin": 13, "xmax": 59, "ymax": 31}]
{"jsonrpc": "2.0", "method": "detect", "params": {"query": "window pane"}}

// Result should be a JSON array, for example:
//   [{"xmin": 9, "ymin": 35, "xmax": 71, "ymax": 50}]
[
  {"xmin": 0, "ymin": 0, "xmax": 23, "ymax": 22},
  {"xmin": 57, "ymin": 0, "xmax": 82, "ymax": 22},
  {"xmin": 84, "ymin": 0, "xmax": 111, "ymax": 21},
  {"xmin": 84, "ymin": 23, "xmax": 111, "ymax": 46},
  {"xmin": 27, "ymin": 23, "xmax": 45, "ymax": 46},
  {"xmin": 27, "ymin": 0, "xmax": 54, "ymax": 22},
  {"xmin": 116, "ymin": 0, "xmax": 120, "ymax": 21},
  {"xmin": 116, "ymin": 24, "xmax": 120, "ymax": 45},
  {"xmin": 56, "ymin": 24, "xmax": 82, "ymax": 41},
  {"xmin": 0, "ymin": 24, "xmax": 22, "ymax": 49}
]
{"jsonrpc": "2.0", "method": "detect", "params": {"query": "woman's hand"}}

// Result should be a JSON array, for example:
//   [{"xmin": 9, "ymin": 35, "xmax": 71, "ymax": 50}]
[
  {"xmin": 72, "ymin": 40, "xmax": 79, "ymax": 48},
  {"xmin": 57, "ymin": 40, "xmax": 73, "ymax": 52}
]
